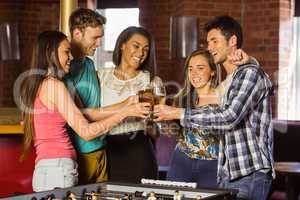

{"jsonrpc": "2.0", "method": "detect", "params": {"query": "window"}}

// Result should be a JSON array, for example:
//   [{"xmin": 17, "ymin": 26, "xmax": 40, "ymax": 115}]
[
  {"xmin": 289, "ymin": 17, "xmax": 300, "ymax": 119},
  {"xmin": 278, "ymin": 17, "xmax": 300, "ymax": 120},
  {"xmin": 92, "ymin": 8, "xmax": 140, "ymax": 69}
]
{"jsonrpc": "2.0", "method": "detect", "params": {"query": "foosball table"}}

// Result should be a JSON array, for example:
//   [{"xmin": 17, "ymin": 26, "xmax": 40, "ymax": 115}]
[{"xmin": 0, "ymin": 180, "xmax": 237, "ymax": 200}]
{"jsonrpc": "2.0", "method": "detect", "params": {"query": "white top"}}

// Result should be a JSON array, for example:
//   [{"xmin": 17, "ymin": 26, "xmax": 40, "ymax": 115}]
[
  {"xmin": 98, "ymin": 67, "xmax": 151, "ymax": 135},
  {"xmin": 219, "ymin": 73, "xmax": 233, "ymax": 107}
]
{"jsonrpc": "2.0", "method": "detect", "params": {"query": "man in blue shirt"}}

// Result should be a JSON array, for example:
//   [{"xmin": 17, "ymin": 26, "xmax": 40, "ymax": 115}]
[
  {"xmin": 64, "ymin": 8, "xmax": 107, "ymax": 184},
  {"xmin": 154, "ymin": 16, "xmax": 274, "ymax": 200}
]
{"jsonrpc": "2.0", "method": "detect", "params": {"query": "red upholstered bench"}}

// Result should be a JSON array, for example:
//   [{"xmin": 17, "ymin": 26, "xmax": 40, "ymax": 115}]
[
  {"xmin": 0, "ymin": 135, "xmax": 35, "ymax": 198},
  {"xmin": 0, "ymin": 173, "xmax": 33, "ymax": 197}
]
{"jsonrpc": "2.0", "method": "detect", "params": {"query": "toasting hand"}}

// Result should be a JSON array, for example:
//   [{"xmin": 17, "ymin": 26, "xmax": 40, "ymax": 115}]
[
  {"xmin": 123, "ymin": 102, "xmax": 152, "ymax": 118},
  {"xmin": 124, "ymin": 95, "xmax": 139, "ymax": 105},
  {"xmin": 153, "ymin": 104, "xmax": 184, "ymax": 121}
]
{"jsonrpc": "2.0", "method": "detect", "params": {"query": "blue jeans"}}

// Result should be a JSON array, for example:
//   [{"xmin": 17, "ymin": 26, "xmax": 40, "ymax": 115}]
[
  {"xmin": 167, "ymin": 147, "xmax": 218, "ymax": 188},
  {"xmin": 219, "ymin": 171, "xmax": 272, "ymax": 200}
]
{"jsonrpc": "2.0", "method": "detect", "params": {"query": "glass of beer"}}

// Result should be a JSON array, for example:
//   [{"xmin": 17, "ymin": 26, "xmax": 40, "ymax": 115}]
[
  {"xmin": 138, "ymin": 85, "xmax": 154, "ymax": 105},
  {"xmin": 138, "ymin": 85, "xmax": 155, "ymax": 120}
]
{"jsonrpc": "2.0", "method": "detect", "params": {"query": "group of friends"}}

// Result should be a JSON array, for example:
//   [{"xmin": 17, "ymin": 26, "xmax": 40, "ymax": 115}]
[{"xmin": 18, "ymin": 7, "xmax": 274, "ymax": 200}]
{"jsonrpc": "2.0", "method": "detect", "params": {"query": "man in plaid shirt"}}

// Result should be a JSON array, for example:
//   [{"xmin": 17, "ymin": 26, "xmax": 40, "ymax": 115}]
[{"xmin": 154, "ymin": 16, "xmax": 274, "ymax": 200}]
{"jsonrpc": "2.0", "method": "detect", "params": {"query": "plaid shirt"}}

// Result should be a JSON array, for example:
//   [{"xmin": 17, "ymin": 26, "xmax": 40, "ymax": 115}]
[{"xmin": 182, "ymin": 63, "xmax": 275, "ymax": 181}]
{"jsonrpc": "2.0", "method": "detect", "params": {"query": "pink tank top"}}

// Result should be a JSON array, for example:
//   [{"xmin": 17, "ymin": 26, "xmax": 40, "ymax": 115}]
[{"xmin": 33, "ymin": 96, "xmax": 76, "ymax": 163}]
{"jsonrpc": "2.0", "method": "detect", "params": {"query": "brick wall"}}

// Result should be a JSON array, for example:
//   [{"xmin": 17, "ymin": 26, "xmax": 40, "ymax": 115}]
[
  {"xmin": 243, "ymin": 0, "xmax": 281, "ymax": 117},
  {"xmin": 0, "ymin": 1, "xmax": 60, "ymax": 107},
  {"xmin": 0, "ymin": 0, "xmax": 86, "ymax": 107},
  {"xmin": 0, "ymin": 0, "xmax": 296, "ymax": 117},
  {"xmin": 139, "ymin": 0, "xmax": 295, "ymax": 117}
]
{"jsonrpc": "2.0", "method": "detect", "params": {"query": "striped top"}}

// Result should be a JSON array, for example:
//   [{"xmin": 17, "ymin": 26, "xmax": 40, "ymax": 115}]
[{"xmin": 182, "ymin": 64, "xmax": 275, "ymax": 181}]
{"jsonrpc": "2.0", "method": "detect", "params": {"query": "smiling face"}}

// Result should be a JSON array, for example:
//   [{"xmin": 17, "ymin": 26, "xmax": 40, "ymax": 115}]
[
  {"xmin": 58, "ymin": 39, "xmax": 73, "ymax": 73},
  {"xmin": 207, "ymin": 28, "xmax": 233, "ymax": 65},
  {"xmin": 74, "ymin": 26, "xmax": 103, "ymax": 56},
  {"xmin": 188, "ymin": 55, "xmax": 215, "ymax": 89},
  {"xmin": 120, "ymin": 33, "xmax": 149, "ymax": 70}
]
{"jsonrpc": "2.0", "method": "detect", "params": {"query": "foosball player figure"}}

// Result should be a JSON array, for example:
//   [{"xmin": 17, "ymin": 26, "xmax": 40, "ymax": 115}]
[
  {"xmin": 91, "ymin": 191, "xmax": 98, "ymax": 200},
  {"xmin": 65, "ymin": 191, "xmax": 77, "ymax": 200},
  {"xmin": 134, "ymin": 191, "xmax": 144, "ymax": 198},
  {"xmin": 46, "ymin": 194, "xmax": 56, "ymax": 200},
  {"xmin": 173, "ymin": 190, "xmax": 182, "ymax": 200},
  {"xmin": 147, "ymin": 191, "xmax": 157, "ymax": 200},
  {"xmin": 122, "ymin": 193, "xmax": 130, "ymax": 200},
  {"xmin": 142, "ymin": 191, "xmax": 147, "ymax": 198}
]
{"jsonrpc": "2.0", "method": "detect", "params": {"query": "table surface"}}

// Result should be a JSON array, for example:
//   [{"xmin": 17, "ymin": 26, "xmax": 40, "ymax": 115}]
[
  {"xmin": 0, "ymin": 107, "xmax": 23, "ymax": 134},
  {"xmin": 275, "ymin": 162, "xmax": 300, "ymax": 174},
  {"xmin": 4, "ymin": 181, "xmax": 237, "ymax": 200}
]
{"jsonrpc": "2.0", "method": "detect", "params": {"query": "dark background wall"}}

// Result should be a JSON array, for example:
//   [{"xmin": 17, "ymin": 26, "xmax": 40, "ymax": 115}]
[
  {"xmin": 0, "ymin": 0, "xmax": 86, "ymax": 106},
  {"xmin": 138, "ymin": 0, "xmax": 295, "ymax": 118},
  {"xmin": 0, "ymin": 0, "xmax": 59, "ymax": 106},
  {"xmin": 0, "ymin": 0, "xmax": 297, "ymax": 118}
]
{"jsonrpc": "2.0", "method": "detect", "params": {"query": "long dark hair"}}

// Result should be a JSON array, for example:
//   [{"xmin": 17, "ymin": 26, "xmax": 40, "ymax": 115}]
[
  {"xmin": 173, "ymin": 49, "xmax": 220, "ymax": 109},
  {"xmin": 19, "ymin": 31, "xmax": 67, "ymax": 161},
  {"xmin": 112, "ymin": 26, "xmax": 156, "ymax": 78}
]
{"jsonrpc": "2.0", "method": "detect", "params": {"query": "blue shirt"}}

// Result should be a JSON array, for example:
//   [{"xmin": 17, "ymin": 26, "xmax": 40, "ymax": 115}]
[{"xmin": 64, "ymin": 57, "xmax": 105, "ymax": 153}]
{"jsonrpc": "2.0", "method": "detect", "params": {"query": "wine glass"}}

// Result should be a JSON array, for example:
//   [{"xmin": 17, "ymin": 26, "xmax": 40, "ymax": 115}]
[
  {"xmin": 153, "ymin": 85, "xmax": 166, "ymax": 105},
  {"xmin": 150, "ymin": 76, "xmax": 167, "ymax": 133},
  {"xmin": 151, "ymin": 76, "xmax": 166, "ymax": 106}
]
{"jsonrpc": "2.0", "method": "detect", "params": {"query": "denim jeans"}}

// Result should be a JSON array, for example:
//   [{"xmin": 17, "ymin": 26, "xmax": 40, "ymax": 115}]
[
  {"xmin": 167, "ymin": 147, "xmax": 218, "ymax": 188},
  {"xmin": 32, "ymin": 158, "xmax": 78, "ymax": 192},
  {"xmin": 219, "ymin": 170, "xmax": 272, "ymax": 200}
]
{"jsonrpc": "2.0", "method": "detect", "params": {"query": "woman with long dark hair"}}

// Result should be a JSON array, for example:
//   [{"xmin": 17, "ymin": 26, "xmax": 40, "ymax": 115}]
[
  {"xmin": 98, "ymin": 26, "xmax": 158, "ymax": 183},
  {"xmin": 19, "ymin": 30, "xmax": 150, "ymax": 191}
]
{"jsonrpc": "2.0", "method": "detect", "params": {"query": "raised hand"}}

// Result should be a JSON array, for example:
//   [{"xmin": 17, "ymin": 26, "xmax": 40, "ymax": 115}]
[{"xmin": 228, "ymin": 49, "xmax": 250, "ymax": 66}]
